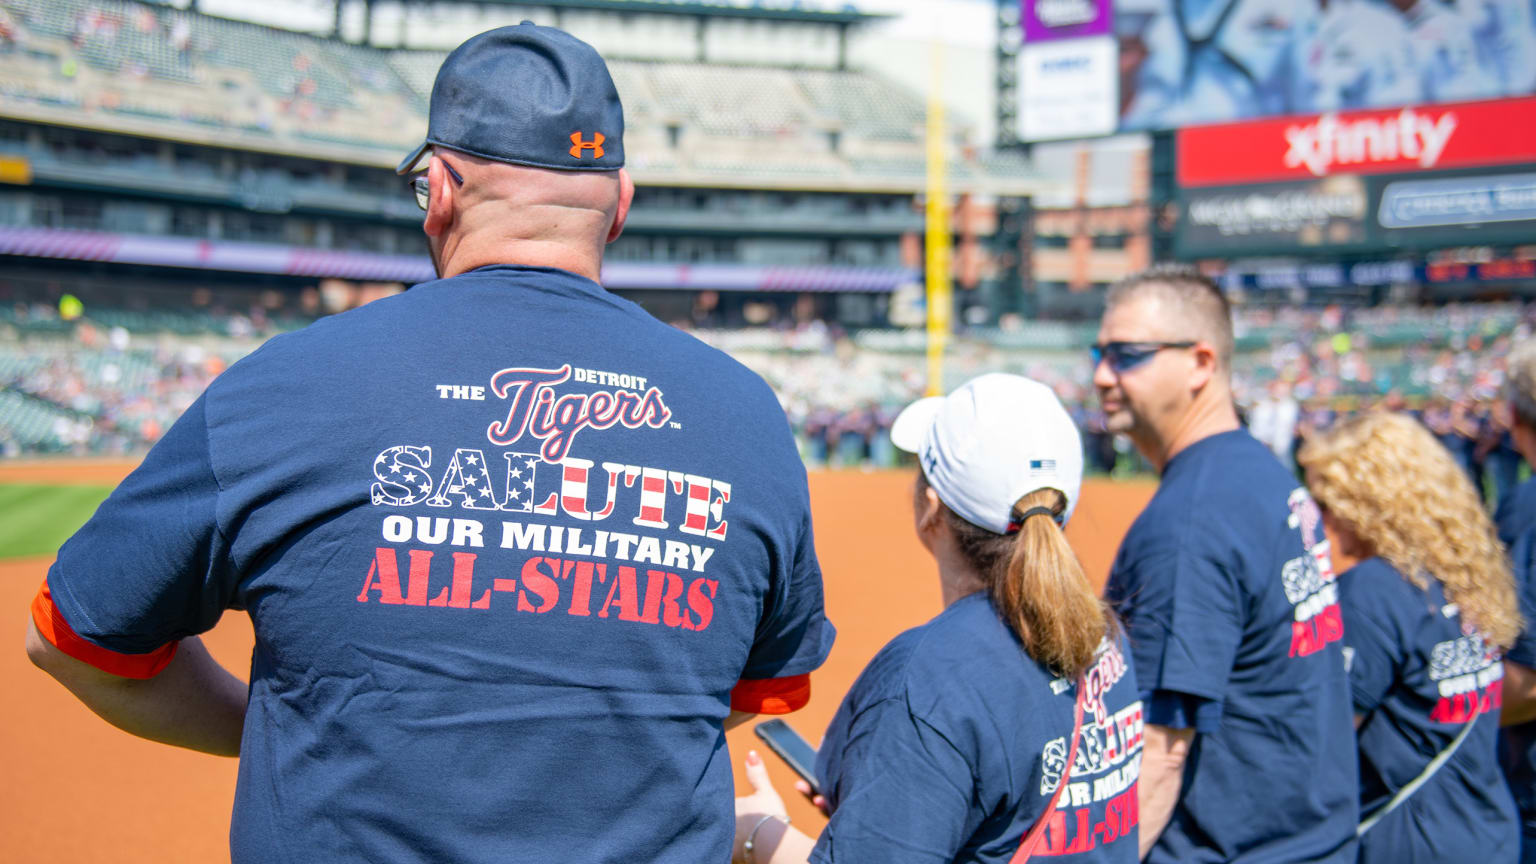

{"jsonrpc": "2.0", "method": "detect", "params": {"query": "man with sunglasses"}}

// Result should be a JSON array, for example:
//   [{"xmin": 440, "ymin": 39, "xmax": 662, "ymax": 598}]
[
  {"xmin": 26, "ymin": 23, "xmax": 834, "ymax": 864},
  {"xmin": 1095, "ymin": 264, "xmax": 1358, "ymax": 863}
]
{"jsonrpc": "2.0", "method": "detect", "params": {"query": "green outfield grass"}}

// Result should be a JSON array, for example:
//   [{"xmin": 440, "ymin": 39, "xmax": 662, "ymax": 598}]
[{"xmin": 0, "ymin": 484, "xmax": 112, "ymax": 561}]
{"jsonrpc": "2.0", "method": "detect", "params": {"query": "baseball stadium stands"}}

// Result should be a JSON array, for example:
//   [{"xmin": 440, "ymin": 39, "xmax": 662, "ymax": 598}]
[
  {"xmin": 1, "ymin": 294, "xmax": 1525, "ymax": 458},
  {"xmin": 0, "ymin": 0, "xmax": 1027, "ymax": 190}
]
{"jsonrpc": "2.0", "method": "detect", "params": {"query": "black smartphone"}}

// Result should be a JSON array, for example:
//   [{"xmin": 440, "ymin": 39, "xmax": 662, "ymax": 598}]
[{"xmin": 753, "ymin": 719, "xmax": 821, "ymax": 796}]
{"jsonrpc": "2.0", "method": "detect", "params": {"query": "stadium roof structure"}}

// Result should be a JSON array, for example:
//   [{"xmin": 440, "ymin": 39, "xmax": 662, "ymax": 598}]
[
  {"xmin": 324, "ymin": 0, "xmax": 891, "ymax": 68},
  {"xmin": 0, "ymin": 0, "xmax": 1045, "ymax": 196},
  {"xmin": 399, "ymin": 0, "xmax": 893, "ymax": 25}
]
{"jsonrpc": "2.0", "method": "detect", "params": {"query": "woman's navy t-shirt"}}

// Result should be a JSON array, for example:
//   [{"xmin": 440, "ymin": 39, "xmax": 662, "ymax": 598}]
[
  {"xmin": 1340, "ymin": 557, "xmax": 1518, "ymax": 864},
  {"xmin": 811, "ymin": 591, "xmax": 1142, "ymax": 864},
  {"xmin": 1104, "ymin": 429, "xmax": 1358, "ymax": 864}
]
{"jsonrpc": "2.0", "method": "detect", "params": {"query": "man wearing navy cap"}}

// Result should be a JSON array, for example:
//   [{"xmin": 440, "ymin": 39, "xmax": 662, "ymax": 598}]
[{"xmin": 27, "ymin": 24, "xmax": 834, "ymax": 864}]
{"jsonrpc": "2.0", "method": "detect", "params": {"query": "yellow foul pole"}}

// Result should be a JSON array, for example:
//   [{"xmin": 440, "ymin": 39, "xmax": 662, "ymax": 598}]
[{"xmin": 924, "ymin": 38, "xmax": 951, "ymax": 397}]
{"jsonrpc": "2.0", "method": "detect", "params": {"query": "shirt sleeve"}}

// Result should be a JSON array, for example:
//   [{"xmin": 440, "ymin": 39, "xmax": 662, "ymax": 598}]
[
  {"xmin": 40, "ymin": 392, "xmax": 237, "ymax": 671},
  {"xmin": 1337, "ymin": 565, "xmax": 1403, "ymax": 715},
  {"xmin": 810, "ymin": 698, "xmax": 976, "ymax": 864},
  {"xmin": 740, "ymin": 503, "xmax": 836, "ymax": 682},
  {"xmin": 1106, "ymin": 539, "xmax": 1241, "ymax": 728},
  {"xmin": 1507, "ymin": 531, "xmax": 1536, "ymax": 669}
]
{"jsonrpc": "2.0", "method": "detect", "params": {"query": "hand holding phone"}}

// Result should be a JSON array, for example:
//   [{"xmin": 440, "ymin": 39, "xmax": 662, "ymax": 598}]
[{"xmin": 754, "ymin": 719, "xmax": 821, "ymax": 798}]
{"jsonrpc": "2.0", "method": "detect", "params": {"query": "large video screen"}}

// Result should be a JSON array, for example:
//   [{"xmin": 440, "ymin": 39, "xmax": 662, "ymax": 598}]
[{"xmin": 1115, "ymin": 0, "xmax": 1536, "ymax": 131}]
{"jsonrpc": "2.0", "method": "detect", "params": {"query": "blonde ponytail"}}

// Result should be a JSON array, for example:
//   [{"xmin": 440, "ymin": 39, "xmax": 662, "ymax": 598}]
[
  {"xmin": 918, "ymin": 474, "xmax": 1116, "ymax": 678},
  {"xmin": 999, "ymin": 489, "xmax": 1115, "ymax": 678}
]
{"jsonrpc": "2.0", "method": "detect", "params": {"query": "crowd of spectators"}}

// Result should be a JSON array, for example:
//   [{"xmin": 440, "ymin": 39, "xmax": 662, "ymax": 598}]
[
  {"xmin": 702, "ymin": 301, "xmax": 1532, "ymax": 489},
  {"xmin": 0, "ymin": 299, "xmax": 288, "ymax": 457},
  {"xmin": 2, "ymin": 297, "xmax": 1532, "ymax": 503}
]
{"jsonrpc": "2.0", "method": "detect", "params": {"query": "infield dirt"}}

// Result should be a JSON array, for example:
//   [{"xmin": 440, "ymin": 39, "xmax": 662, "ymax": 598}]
[{"xmin": 0, "ymin": 462, "xmax": 1152, "ymax": 862}]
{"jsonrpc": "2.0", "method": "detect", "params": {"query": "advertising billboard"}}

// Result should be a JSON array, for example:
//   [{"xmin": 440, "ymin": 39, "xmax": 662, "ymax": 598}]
[
  {"xmin": 1176, "ymin": 96, "xmax": 1536, "ymax": 187},
  {"xmin": 1178, "ymin": 175, "xmax": 1369, "ymax": 258},
  {"xmin": 1023, "ymin": 0, "xmax": 1114, "ymax": 42},
  {"xmin": 1018, "ymin": 36, "xmax": 1120, "ymax": 142},
  {"xmin": 1378, "ymin": 171, "xmax": 1536, "ymax": 229},
  {"xmin": 1116, "ymin": 0, "xmax": 1536, "ymax": 132}
]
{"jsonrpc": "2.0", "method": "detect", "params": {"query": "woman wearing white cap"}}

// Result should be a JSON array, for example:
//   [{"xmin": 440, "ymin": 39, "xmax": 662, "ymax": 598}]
[{"xmin": 733, "ymin": 373, "xmax": 1142, "ymax": 864}]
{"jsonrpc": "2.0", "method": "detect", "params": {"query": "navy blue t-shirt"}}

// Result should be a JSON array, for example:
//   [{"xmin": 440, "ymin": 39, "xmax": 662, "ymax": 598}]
[
  {"xmin": 1341, "ymin": 557, "xmax": 1517, "ymax": 864},
  {"xmin": 1104, "ymin": 429, "xmax": 1358, "ymax": 864},
  {"xmin": 1502, "ymin": 531, "xmax": 1536, "ymax": 830},
  {"xmin": 45, "ymin": 265, "xmax": 836, "ymax": 864},
  {"xmin": 1497, "ymin": 476, "xmax": 1536, "ymax": 549},
  {"xmin": 812, "ymin": 592, "xmax": 1142, "ymax": 864}
]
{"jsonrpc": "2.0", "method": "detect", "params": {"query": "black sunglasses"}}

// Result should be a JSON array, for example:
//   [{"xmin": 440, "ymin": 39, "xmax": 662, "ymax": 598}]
[
  {"xmin": 408, "ymin": 158, "xmax": 464, "ymax": 210},
  {"xmin": 1091, "ymin": 341, "xmax": 1197, "ymax": 373}
]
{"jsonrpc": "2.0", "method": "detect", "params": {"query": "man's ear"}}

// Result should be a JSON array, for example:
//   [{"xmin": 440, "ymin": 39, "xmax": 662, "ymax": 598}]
[
  {"xmin": 423, "ymin": 157, "xmax": 455, "ymax": 238},
  {"xmin": 606, "ymin": 168, "xmax": 634, "ymax": 244},
  {"xmin": 1188, "ymin": 341, "xmax": 1219, "ymax": 391}
]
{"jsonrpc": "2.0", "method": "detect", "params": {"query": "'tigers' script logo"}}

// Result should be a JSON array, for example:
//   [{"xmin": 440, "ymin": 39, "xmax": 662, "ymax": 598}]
[{"xmin": 486, "ymin": 364, "xmax": 671, "ymax": 462}]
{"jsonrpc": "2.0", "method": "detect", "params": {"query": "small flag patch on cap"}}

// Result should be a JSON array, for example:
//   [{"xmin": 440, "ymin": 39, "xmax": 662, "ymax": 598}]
[{"xmin": 1029, "ymin": 459, "xmax": 1057, "ymax": 474}]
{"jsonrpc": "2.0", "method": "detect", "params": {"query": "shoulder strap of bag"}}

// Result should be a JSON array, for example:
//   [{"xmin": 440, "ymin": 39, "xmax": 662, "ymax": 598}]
[
  {"xmin": 1011, "ymin": 678, "xmax": 1087, "ymax": 864},
  {"xmin": 1357, "ymin": 707, "xmax": 1480, "ymax": 836}
]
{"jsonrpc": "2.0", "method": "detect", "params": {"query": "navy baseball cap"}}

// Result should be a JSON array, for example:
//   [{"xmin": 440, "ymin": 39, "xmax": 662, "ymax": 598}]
[{"xmin": 396, "ymin": 22, "xmax": 624, "ymax": 175}]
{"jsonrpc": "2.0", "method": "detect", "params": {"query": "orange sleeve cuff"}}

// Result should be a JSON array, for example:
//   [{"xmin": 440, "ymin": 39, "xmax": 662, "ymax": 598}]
[
  {"xmin": 731, "ymin": 673, "xmax": 811, "ymax": 715},
  {"xmin": 30, "ymin": 579, "xmax": 177, "ymax": 679}
]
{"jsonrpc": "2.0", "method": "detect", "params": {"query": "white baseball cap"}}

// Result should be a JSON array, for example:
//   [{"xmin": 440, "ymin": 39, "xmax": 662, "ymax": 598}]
[{"xmin": 890, "ymin": 373, "xmax": 1084, "ymax": 532}]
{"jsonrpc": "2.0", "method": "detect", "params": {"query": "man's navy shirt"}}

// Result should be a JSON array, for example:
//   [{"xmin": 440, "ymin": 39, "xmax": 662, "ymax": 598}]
[
  {"xmin": 1341, "ymin": 557, "xmax": 1517, "ymax": 864},
  {"xmin": 1105, "ymin": 429, "xmax": 1357, "ymax": 864},
  {"xmin": 1498, "ymin": 476, "xmax": 1536, "ymax": 548},
  {"xmin": 812, "ymin": 592, "xmax": 1141, "ymax": 864},
  {"xmin": 1503, "ymin": 530, "xmax": 1536, "ymax": 831},
  {"xmin": 44, "ymin": 266, "xmax": 836, "ymax": 863}
]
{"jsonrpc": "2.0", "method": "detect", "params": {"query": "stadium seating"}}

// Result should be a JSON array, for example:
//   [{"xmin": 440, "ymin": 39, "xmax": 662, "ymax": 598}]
[{"xmin": 0, "ymin": 1, "xmax": 1026, "ymax": 188}]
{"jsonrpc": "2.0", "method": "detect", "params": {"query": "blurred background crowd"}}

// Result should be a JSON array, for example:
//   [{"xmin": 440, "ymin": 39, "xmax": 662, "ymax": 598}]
[
  {"xmin": 5, "ymin": 286, "xmax": 1530, "ymax": 510},
  {"xmin": 2, "ymin": 0, "xmax": 1536, "ymax": 513}
]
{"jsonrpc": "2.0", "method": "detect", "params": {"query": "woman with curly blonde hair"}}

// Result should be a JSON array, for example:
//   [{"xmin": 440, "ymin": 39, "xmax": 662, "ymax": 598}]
[{"xmin": 1299, "ymin": 410, "xmax": 1520, "ymax": 864}]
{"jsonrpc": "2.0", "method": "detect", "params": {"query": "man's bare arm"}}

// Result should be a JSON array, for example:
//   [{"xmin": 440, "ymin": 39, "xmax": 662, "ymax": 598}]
[
  {"xmin": 725, "ymin": 710, "xmax": 756, "ymax": 732},
  {"xmin": 1138, "ymin": 723, "xmax": 1194, "ymax": 860},
  {"xmin": 1504, "ymin": 661, "xmax": 1536, "ymax": 727},
  {"xmin": 26, "ymin": 617, "xmax": 248, "ymax": 756}
]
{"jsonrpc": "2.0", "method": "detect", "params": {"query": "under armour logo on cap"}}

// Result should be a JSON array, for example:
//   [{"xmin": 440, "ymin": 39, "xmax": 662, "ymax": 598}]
[
  {"xmin": 396, "ymin": 22, "xmax": 625, "ymax": 176},
  {"xmin": 569, "ymin": 132, "xmax": 605, "ymax": 159}
]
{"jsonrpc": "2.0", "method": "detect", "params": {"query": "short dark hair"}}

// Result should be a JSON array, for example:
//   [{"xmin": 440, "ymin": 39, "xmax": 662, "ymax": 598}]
[
  {"xmin": 1509, "ymin": 340, "xmax": 1536, "ymax": 428},
  {"xmin": 1106, "ymin": 263, "xmax": 1234, "ymax": 370}
]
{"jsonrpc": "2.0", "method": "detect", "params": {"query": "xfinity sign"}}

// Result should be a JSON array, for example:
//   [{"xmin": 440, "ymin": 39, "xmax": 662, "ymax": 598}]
[
  {"xmin": 1283, "ymin": 109, "xmax": 1457, "ymax": 177},
  {"xmin": 1178, "ymin": 96, "xmax": 1536, "ymax": 187}
]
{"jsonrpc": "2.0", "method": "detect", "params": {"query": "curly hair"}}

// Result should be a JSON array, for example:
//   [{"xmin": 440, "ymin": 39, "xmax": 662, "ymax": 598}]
[{"xmin": 1297, "ymin": 411, "xmax": 1522, "ymax": 650}]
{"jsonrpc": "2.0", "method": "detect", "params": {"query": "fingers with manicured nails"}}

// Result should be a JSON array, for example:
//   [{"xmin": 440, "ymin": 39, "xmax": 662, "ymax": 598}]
[{"xmin": 745, "ymin": 749, "xmax": 774, "ymax": 792}]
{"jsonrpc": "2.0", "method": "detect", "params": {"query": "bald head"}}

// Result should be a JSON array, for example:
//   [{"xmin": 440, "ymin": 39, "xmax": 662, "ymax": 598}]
[
  {"xmin": 421, "ymin": 147, "xmax": 633, "ymax": 281},
  {"xmin": 449, "ymin": 149, "xmax": 626, "ymax": 239},
  {"xmin": 1106, "ymin": 264, "xmax": 1234, "ymax": 373}
]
